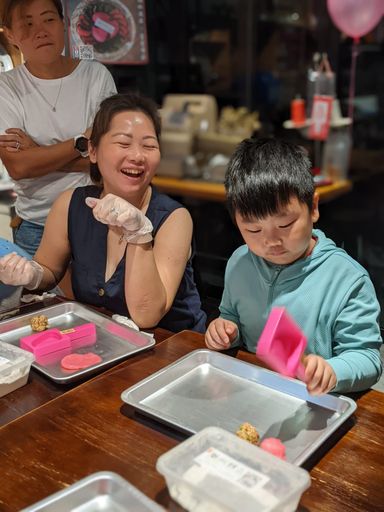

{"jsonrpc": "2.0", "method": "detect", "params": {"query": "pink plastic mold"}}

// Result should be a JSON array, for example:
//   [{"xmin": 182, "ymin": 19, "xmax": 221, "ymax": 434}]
[
  {"xmin": 20, "ymin": 323, "xmax": 97, "ymax": 364},
  {"xmin": 256, "ymin": 307, "xmax": 307, "ymax": 380}
]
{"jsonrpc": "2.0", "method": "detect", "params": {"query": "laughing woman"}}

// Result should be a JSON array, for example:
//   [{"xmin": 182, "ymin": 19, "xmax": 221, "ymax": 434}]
[{"xmin": 0, "ymin": 93, "xmax": 207, "ymax": 332}]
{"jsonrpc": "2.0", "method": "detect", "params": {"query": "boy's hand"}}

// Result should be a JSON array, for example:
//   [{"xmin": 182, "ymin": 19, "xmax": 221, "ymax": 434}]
[
  {"xmin": 205, "ymin": 318, "xmax": 238, "ymax": 350},
  {"xmin": 302, "ymin": 354, "xmax": 337, "ymax": 395}
]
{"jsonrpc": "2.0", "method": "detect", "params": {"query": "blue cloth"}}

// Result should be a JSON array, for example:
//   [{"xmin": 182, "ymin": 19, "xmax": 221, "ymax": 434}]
[
  {"xmin": 220, "ymin": 229, "xmax": 382, "ymax": 393},
  {"xmin": 68, "ymin": 185, "xmax": 206, "ymax": 332},
  {"xmin": 13, "ymin": 219, "xmax": 44, "ymax": 257},
  {"xmin": 0, "ymin": 238, "xmax": 31, "ymax": 299}
]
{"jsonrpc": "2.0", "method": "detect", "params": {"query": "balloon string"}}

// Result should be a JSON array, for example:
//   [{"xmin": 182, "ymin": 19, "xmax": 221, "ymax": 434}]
[{"xmin": 348, "ymin": 37, "xmax": 359, "ymax": 122}]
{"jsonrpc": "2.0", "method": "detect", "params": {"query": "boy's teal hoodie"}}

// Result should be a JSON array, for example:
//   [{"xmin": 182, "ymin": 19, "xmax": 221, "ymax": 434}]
[{"xmin": 220, "ymin": 229, "xmax": 383, "ymax": 393}]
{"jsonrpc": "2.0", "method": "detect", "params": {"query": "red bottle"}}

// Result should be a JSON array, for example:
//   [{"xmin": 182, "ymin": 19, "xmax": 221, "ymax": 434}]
[{"xmin": 291, "ymin": 97, "xmax": 306, "ymax": 125}]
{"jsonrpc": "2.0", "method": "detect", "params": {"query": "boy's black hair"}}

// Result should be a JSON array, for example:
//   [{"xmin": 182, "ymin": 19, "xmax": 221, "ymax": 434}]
[{"xmin": 225, "ymin": 137, "xmax": 315, "ymax": 221}]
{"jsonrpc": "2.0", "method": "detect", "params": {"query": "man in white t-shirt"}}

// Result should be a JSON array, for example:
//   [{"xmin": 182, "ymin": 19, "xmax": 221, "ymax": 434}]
[{"xmin": 0, "ymin": 0, "xmax": 117, "ymax": 255}]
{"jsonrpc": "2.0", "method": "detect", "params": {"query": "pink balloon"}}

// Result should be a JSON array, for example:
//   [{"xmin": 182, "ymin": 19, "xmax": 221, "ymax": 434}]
[{"xmin": 327, "ymin": 0, "xmax": 383, "ymax": 39}]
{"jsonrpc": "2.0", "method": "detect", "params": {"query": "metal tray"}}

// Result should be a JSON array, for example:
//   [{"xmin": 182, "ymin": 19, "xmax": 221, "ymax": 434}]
[
  {"xmin": 121, "ymin": 349, "xmax": 357, "ymax": 465},
  {"xmin": 0, "ymin": 302, "xmax": 154, "ymax": 384},
  {"xmin": 21, "ymin": 471, "xmax": 164, "ymax": 511}
]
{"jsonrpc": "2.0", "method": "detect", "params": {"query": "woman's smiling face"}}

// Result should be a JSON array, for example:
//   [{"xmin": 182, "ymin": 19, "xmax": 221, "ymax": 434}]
[
  {"xmin": 89, "ymin": 110, "xmax": 161, "ymax": 198},
  {"xmin": 235, "ymin": 194, "xmax": 319, "ymax": 265}
]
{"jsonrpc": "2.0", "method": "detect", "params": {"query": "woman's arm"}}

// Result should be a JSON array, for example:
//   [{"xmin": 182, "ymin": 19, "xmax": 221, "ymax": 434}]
[
  {"xmin": 124, "ymin": 207, "xmax": 193, "ymax": 328},
  {"xmin": 33, "ymin": 189, "xmax": 73, "ymax": 288},
  {"xmin": 0, "ymin": 190, "xmax": 72, "ymax": 290},
  {"xmin": 0, "ymin": 126, "xmax": 92, "ymax": 180}
]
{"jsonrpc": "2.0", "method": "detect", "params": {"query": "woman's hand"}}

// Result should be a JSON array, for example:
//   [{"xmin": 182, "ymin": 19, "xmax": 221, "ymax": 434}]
[
  {"xmin": 0, "ymin": 253, "xmax": 44, "ymax": 289},
  {"xmin": 85, "ymin": 193, "xmax": 153, "ymax": 244},
  {"xmin": 0, "ymin": 128, "xmax": 38, "ymax": 152},
  {"xmin": 302, "ymin": 354, "xmax": 337, "ymax": 395},
  {"xmin": 205, "ymin": 317, "xmax": 238, "ymax": 350}
]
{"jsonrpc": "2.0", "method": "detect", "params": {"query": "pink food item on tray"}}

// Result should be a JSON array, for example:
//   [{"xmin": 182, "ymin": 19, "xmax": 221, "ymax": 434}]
[
  {"xmin": 260, "ymin": 438, "xmax": 286, "ymax": 460},
  {"xmin": 61, "ymin": 352, "xmax": 102, "ymax": 370},
  {"xmin": 256, "ymin": 307, "xmax": 307, "ymax": 380},
  {"xmin": 20, "ymin": 323, "xmax": 97, "ymax": 364}
]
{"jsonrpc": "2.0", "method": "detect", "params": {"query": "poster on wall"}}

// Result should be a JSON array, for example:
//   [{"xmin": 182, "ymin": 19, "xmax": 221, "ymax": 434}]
[{"xmin": 66, "ymin": 0, "xmax": 148, "ymax": 64}]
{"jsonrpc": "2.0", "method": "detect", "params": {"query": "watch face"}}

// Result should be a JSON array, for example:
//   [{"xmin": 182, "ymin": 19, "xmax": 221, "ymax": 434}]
[{"xmin": 75, "ymin": 136, "xmax": 88, "ymax": 152}]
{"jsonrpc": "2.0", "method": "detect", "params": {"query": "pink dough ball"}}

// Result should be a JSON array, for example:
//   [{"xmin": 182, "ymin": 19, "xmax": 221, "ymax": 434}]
[{"xmin": 260, "ymin": 437, "xmax": 286, "ymax": 460}]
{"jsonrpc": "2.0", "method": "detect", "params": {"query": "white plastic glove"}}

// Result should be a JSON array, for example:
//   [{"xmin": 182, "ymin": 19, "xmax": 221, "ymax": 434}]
[
  {"xmin": 85, "ymin": 193, "xmax": 153, "ymax": 244},
  {"xmin": 0, "ymin": 253, "xmax": 44, "ymax": 289}
]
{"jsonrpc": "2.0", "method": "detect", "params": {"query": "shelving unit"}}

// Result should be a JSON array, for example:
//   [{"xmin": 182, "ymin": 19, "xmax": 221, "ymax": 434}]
[{"xmin": 283, "ymin": 118, "xmax": 352, "ymax": 130}]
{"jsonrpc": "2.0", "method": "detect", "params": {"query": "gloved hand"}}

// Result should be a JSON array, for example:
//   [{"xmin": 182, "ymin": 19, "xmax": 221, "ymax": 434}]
[
  {"xmin": 85, "ymin": 193, "xmax": 153, "ymax": 244},
  {"xmin": 0, "ymin": 253, "xmax": 44, "ymax": 289}
]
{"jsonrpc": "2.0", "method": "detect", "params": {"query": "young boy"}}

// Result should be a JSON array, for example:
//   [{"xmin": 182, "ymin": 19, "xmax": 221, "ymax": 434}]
[{"xmin": 205, "ymin": 138, "xmax": 382, "ymax": 395}]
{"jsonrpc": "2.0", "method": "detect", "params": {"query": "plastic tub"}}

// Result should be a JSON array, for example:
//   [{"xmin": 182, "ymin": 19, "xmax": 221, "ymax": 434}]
[
  {"xmin": 156, "ymin": 427, "xmax": 311, "ymax": 512},
  {"xmin": 0, "ymin": 341, "xmax": 34, "ymax": 398}
]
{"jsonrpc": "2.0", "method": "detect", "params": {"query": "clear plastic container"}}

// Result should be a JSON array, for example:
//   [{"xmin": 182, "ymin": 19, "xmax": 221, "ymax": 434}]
[
  {"xmin": 156, "ymin": 427, "xmax": 310, "ymax": 512},
  {"xmin": 322, "ymin": 127, "xmax": 352, "ymax": 180},
  {"xmin": 0, "ymin": 341, "xmax": 34, "ymax": 398}
]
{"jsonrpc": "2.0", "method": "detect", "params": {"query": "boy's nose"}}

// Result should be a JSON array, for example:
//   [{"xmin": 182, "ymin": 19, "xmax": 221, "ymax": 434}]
[{"xmin": 264, "ymin": 235, "xmax": 282, "ymax": 247}]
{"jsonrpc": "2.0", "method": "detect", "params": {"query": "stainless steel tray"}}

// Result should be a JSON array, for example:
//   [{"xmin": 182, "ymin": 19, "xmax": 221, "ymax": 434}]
[
  {"xmin": 21, "ymin": 471, "xmax": 164, "ymax": 511},
  {"xmin": 121, "ymin": 349, "xmax": 357, "ymax": 465},
  {"xmin": 0, "ymin": 302, "xmax": 154, "ymax": 384}
]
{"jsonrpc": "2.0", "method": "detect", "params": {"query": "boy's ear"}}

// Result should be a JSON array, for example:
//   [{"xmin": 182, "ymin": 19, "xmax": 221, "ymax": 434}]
[{"xmin": 311, "ymin": 193, "xmax": 320, "ymax": 223}]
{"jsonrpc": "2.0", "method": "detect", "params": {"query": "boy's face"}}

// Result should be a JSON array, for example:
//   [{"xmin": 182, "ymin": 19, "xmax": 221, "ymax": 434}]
[{"xmin": 235, "ymin": 194, "xmax": 319, "ymax": 265}]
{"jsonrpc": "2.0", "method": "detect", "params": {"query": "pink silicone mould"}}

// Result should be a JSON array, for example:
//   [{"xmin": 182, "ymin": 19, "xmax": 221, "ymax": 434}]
[
  {"xmin": 256, "ymin": 307, "xmax": 307, "ymax": 380},
  {"xmin": 20, "ymin": 323, "xmax": 97, "ymax": 364}
]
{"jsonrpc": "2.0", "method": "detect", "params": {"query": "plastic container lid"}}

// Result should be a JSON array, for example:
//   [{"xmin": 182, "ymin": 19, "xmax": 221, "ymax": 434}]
[
  {"xmin": 157, "ymin": 427, "xmax": 311, "ymax": 512},
  {"xmin": 0, "ymin": 341, "xmax": 34, "ymax": 398}
]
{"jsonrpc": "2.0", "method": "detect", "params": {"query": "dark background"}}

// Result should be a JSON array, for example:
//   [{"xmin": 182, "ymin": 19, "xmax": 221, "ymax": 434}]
[{"xmin": 100, "ymin": 0, "xmax": 384, "ymax": 321}]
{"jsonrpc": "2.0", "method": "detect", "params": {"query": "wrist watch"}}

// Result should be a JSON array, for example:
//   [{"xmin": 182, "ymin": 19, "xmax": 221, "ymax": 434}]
[{"xmin": 74, "ymin": 134, "xmax": 89, "ymax": 158}]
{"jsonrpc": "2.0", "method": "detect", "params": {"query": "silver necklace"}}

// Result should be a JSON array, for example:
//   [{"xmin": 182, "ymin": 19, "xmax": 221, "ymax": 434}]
[{"xmin": 27, "ymin": 74, "xmax": 63, "ymax": 112}]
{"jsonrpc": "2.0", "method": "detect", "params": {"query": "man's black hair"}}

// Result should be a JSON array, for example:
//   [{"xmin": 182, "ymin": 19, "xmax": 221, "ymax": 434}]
[{"xmin": 225, "ymin": 137, "xmax": 314, "ymax": 221}]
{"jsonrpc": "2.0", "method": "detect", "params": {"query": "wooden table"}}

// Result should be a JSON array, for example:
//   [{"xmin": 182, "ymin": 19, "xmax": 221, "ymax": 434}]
[
  {"xmin": 152, "ymin": 176, "xmax": 353, "ymax": 203},
  {"xmin": 0, "ymin": 297, "xmax": 171, "ymax": 427},
  {"xmin": 0, "ymin": 331, "xmax": 382, "ymax": 511}
]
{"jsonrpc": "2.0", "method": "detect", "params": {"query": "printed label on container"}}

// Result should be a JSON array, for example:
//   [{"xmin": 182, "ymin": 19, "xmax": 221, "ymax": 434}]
[{"xmin": 193, "ymin": 447, "xmax": 270, "ymax": 491}]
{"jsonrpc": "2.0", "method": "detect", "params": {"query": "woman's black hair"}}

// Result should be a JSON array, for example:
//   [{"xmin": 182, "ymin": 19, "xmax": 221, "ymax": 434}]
[
  {"xmin": 225, "ymin": 137, "xmax": 315, "ymax": 221},
  {"xmin": 89, "ymin": 92, "xmax": 161, "ymax": 185},
  {"xmin": 2, "ymin": 0, "xmax": 64, "ymax": 27}
]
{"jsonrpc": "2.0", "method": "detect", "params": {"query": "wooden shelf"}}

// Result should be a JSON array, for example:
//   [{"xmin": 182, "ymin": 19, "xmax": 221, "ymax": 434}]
[
  {"xmin": 283, "ymin": 118, "xmax": 352, "ymax": 129},
  {"xmin": 152, "ymin": 176, "xmax": 352, "ymax": 203}
]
